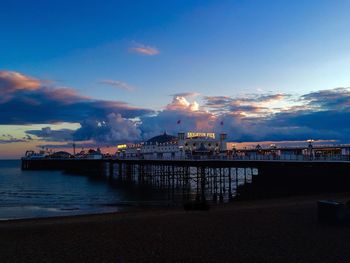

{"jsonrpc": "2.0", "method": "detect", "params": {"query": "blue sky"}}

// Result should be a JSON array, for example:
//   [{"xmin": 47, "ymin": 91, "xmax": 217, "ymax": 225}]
[{"xmin": 1, "ymin": 0, "xmax": 350, "ymax": 157}]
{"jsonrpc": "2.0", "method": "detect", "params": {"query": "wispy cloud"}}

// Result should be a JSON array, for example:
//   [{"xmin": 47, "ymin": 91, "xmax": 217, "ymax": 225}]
[
  {"xmin": 203, "ymin": 93, "xmax": 292, "ymax": 117},
  {"xmin": 99, "ymin": 79, "xmax": 135, "ymax": 91},
  {"xmin": 0, "ymin": 138, "xmax": 28, "ymax": 144},
  {"xmin": 171, "ymin": 92, "xmax": 200, "ymax": 98},
  {"xmin": 128, "ymin": 42, "xmax": 160, "ymax": 56},
  {"xmin": 0, "ymin": 134, "xmax": 31, "ymax": 144}
]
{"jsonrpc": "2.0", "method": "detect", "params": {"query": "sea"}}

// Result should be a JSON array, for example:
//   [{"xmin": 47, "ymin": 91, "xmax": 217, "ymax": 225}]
[{"xmin": 0, "ymin": 160, "xmax": 168, "ymax": 220}]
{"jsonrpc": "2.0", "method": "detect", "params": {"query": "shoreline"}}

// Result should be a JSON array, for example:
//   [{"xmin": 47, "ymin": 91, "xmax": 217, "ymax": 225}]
[
  {"xmin": 2, "ymin": 193, "xmax": 350, "ymax": 262},
  {"xmin": 0, "ymin": 200, "xmax": 182, "ymax": 223},
  {"xmin": 0, "ymin": 203, "xmax": 179, "ymax": 224},
  {"xmin": 1, "ymin": 192, "xmax": 350, "ymax": 224}
]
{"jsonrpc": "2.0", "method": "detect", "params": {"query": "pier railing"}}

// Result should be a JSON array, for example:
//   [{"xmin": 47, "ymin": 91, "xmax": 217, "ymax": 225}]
[{"xmin": 114, "ymin": 154, "xmax": 350, "ymax": 162}]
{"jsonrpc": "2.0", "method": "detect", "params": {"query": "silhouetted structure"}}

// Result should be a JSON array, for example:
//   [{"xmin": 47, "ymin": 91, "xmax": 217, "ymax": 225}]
[{"xmin": 21, "ymin": 158, "xmax": 350, "ymax": 202}]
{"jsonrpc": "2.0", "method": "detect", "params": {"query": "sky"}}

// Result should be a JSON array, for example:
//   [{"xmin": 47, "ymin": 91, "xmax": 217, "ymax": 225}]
[{"xmin": 1, "ymin": 0, "xmax": 350, "ymax": 158}]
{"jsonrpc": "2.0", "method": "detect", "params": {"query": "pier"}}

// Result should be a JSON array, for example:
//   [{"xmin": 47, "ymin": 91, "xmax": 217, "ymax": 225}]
[{"xmin": 21, "ymin": 158, "xmax": 350, "ymax": 203}]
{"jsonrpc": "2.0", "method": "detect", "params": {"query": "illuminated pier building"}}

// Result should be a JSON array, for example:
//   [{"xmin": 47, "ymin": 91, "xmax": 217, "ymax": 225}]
[
  {"xmin": 117, "ymin": 132, "xmax": 228, "ymax": 159},
  {"xmin": 116, "ymin": 132, "xmax": 350, "ymax": 160}
]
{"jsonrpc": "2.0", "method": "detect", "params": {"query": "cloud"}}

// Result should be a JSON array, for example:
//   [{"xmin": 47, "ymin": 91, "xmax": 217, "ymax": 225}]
[
  {"xmin": 128, "ymin": 42, "xmax": 160, "ymax": 56},
  {"xmin": 204, "ymin": 93, "xmax": 292, "ymax": 117},
  {"xmin": 301, "ymin": 87, "xmax": 350, "ymax": 110},
  {"xmin": 73, "ymin": 113, "xmax": 141, "ymax": 143},
  {"xmin": 26, "ymin": 127, "xmax": 75, "ymax": 142},
  {"xmin": 204, "ymin": 96, "xmax": 233, "ymax": 108},
  {"xmin": 0, "ymin": 71, "xmax": 40, "ymax": 92},
  {"xmin": 140, "ymin": 110, "xmax": 215, "ymax": 139},
  {"xmin": 0, "ymin": 138, "xmax": 28, "ymax": 144},
  {"xmin": 140, "ymin": 88, "xmax": 350, "ymax": 143},
  {"xmin": 99, "ymin": 79, "xmax": 135, "ymax": 91},
  {"xmin": 140, "ymin": 95, "xmax": 215, "ymax": 139},
  {"xmin": 3, "ymin": 69, "xmax": 350, "ymax": 145},
  {"xmin": 170, "ymin": 92, "xmax": 200, "ymax": 98},
  {"xmin": 166, "ymin": 96, "xmax": 199, "ymax": 111},
  {"xmin": 0, "ymin": 70, "xmax": 41, "ymax": 103},
  {"xmin": 0, "ymin": 134, "xmax": 30, "ymax": 144},
  {"xmin": 0, "ymin": 71, "xmax": 153, "ymax": 125},
  {"xmin": 252, "ymin": 93, "xmax": 290, "ymax": 103}
]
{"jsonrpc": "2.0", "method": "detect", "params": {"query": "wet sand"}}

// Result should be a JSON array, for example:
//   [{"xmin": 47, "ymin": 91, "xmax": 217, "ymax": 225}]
[{"xmin": 1, "ymin": 193, "xmax": 350, "ymax": 263}]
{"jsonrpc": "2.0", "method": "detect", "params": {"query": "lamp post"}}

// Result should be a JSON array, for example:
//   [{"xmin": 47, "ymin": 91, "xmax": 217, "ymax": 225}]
[
  {"xmin": 179, "ymin": 146, "xmax": 183, "ymax": 159},
  {"xmin": 232, "ymin": 144, "xmax": 236, "ymax": 159},
  {"xmin": 72, "ymin": 142, "xmax": 76, "ymax": 156},
  {"xmin": 307, "ymin": 139, "xmax": 314, "ymax": 160}
]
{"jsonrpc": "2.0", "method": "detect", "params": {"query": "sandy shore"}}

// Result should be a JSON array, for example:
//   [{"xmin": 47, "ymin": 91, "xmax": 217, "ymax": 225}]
[{"xmin": 1, "ymin": 193, "xmax": 350, "ymax": 263}]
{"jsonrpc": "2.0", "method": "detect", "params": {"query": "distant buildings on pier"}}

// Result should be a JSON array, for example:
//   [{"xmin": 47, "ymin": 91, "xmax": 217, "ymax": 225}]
[
  {"xmin": 24, "ymin": 131, "xmax": 350, "ymax": 160},
  {"xmin": 116, "ymin": 132, "xmax": 350, "ymax": 160}
]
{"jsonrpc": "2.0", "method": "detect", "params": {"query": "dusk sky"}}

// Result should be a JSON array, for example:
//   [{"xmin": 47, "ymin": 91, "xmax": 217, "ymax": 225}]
[{"xmin": 1, "ymin": 0, "xmax": 350, "ymax": 158}]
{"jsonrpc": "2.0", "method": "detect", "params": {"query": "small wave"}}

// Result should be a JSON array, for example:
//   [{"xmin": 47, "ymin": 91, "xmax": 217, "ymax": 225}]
[
  {"xmin": 96, "ymin": 201, "xmax": 171, "ymax": 208},
  {"xmin": 59, "ymin": 207, "xmax": 80, "ymax": 211},
  {"xmin": 89, "ymin": 201, "xmax": 141, "ymax": 208}
]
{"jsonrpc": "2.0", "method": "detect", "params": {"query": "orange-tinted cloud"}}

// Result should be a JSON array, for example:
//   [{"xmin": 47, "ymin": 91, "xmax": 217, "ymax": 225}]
[
  {"xmin": 0, "ymin": 70, "xmax": 41, "ymax": 103},
  {"xmin": 0, "ymin": 71, "xmax": 40, "ymax": 92}
]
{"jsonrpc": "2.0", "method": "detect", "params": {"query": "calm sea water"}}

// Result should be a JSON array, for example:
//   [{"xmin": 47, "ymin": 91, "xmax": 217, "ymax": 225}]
[{"xmin": 0, "ymin": 160, "xmax": 167, "ymax": 220}]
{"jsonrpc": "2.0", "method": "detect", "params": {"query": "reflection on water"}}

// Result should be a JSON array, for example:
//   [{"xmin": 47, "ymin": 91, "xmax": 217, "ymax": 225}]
[{"xmin": 0, "ymin": 160, "xmax": 169, "ymax": 220}]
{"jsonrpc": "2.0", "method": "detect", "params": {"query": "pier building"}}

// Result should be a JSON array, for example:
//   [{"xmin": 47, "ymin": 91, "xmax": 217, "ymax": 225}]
[
  {"xmin": 23, "ymin": 131, "xmax": 350, "ymax": 161},
  {"xmin": 117, "ymin": 131, "xmax": 228, "ymax": 159},
  {"xmin": 232, "ymin": 143, "xmax": 350, "ymax": 160},
  {"xmin": 114, "ymin": 131, "xmax": 350, "ymax": 161}
]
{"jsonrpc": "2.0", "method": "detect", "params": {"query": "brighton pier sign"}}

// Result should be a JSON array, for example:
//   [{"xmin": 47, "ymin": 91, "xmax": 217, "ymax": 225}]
[{"xmin": 187, "ymin": 132, "xmax": 216, "ymax": 139}]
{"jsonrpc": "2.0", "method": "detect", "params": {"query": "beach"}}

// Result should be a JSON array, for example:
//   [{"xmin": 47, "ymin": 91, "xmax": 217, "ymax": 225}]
[{"xmin": 1, "ymin": 193, "xmax": 350, "ymax": 263}]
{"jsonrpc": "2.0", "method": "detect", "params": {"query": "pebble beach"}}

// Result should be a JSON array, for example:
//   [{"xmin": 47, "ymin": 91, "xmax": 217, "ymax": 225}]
[{"xmin": 1, "ymin": 193, "xmax": 350, "ymax": 263}]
